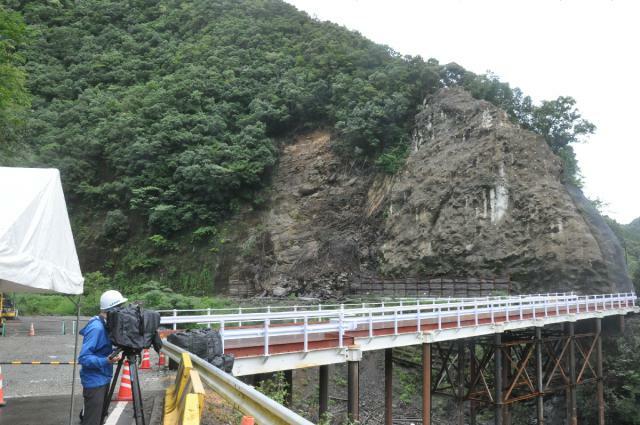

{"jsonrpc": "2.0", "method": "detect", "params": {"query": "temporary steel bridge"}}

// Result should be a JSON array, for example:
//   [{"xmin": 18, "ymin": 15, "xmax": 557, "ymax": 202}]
[{"xmin": 160, "ymin": 292, "xmax": 637, "ymax": 425}]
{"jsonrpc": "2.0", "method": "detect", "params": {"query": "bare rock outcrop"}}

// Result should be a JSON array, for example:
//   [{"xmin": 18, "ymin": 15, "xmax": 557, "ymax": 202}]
[
  {"xmin": 375, "ymin": 88, "xmax": 631, "ymax": 292},
  {"xmin": 222, "ymin": 88, "xmax": 632, "ymax": 296}
]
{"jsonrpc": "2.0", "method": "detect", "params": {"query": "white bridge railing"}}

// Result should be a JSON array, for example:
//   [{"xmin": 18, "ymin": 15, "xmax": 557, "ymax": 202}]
[{"xmin": 160, "ymin": 292, "xmax": 637, "ymax": 356}]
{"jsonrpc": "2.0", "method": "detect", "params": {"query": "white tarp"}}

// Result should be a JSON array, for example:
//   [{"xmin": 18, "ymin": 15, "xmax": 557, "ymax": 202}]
[{"xmin": 0, "ymin": 167, "xmax": 83, "ymax": 294}]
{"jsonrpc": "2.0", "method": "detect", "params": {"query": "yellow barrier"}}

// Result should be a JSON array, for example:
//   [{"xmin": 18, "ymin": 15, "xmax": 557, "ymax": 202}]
[{"xmin": 164, "ymin": 352, "xmax": 205, "ymax": 425}]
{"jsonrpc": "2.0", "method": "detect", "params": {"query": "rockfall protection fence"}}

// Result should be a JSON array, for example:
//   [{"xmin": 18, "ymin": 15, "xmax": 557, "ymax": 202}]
[
  {"xmin": 346, "ymin": 276, "xmax": 513, "ymax": 297},
  {"xmin": 227, "ymin": 275, "xmax": 513, "ymax": 298}
]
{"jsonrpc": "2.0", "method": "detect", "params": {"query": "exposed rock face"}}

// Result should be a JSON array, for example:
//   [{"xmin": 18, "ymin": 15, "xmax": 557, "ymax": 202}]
[
  {"xmin": 377, "ymin": 88, "xmax": 631, "ymax": 292},
  {"xmin": 223, "ymin": 88, "xmax": 632, "ymax": 296},
  {"xmin": 222, "ymin": 132, "xmax": 378, "ymax": 297}
]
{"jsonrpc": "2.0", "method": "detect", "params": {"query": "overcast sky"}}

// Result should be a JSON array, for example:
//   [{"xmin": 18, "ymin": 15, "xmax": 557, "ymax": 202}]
[{"xmin": 285, "ymin": 0, "xmax": 639, "ymax": 224}]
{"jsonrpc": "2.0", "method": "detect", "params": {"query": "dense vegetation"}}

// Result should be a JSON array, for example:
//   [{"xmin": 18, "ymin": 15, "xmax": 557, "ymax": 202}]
[
  {"xmin": 607, "ymin": 216, "xmax": 640, "ymax": 291},
  {"xmin": 2, "ymin": 0, "xmax": 595, "ymax": 306},
  {"xmin": 0, "ymin": 5, "xmax": 29, "ymax": 147}
]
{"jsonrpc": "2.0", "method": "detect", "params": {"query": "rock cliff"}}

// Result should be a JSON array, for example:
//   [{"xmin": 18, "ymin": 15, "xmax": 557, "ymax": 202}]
[{"xmin": 222, "ymin": 88, "xmax": 632, "ymax": 296}]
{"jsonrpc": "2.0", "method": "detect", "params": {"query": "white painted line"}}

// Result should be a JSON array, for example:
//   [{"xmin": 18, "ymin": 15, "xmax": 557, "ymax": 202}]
[{"xmin": 104, "ymin": 401, "xmax": 127, "ymax": 425}]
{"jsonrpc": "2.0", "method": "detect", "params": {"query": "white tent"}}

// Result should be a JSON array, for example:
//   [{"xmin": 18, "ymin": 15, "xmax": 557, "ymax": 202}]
[
  {"xmin": 0, "ymin": 167, "xmax": 84, "ymax": 294},
  {"xmin": 0, "ymin": 167, "xmax": 84, "ymax": 424}
]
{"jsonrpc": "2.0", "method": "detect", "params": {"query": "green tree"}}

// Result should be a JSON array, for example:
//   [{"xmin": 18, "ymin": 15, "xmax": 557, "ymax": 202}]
[
  {"xmin": 0, "ymin": 6, "xmax": 29, "ymax": 144},
  {"xmin": 528, "ymin": 96, "xmax": 595, "ymax": 183}
]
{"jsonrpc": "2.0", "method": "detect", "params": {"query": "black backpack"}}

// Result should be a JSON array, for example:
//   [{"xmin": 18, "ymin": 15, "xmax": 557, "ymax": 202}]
[
  {"xmin": 106, "ymin": 303, "xmax": 162, "ymax": 352},
  {"xmin": 167, "ymin": 329, "xmax": 233, "ymax": 373}
]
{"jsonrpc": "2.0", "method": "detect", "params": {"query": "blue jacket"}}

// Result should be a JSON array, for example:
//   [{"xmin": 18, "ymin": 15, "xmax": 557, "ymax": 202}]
[{"xmin": 78, "ymin": 316, "xmax": 113, "ymax": 389}]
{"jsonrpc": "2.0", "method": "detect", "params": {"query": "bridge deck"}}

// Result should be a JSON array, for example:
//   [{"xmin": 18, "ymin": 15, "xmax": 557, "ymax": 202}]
[{"xmin": 160, "ymin": 293, "xmax": 637, "ymax": 376}]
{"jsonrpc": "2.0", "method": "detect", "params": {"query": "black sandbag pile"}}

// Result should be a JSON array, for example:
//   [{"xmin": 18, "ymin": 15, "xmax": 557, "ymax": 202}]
[{"xmin": 167, "ymin": 328, "xmax": 234, "ymax": 373}]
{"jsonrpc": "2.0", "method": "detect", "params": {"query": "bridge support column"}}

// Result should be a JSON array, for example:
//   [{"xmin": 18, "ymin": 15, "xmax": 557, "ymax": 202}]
[
  {"xmin": 319, "ymin": 365, "xmax": 329, "ymax": 420},
  {"xmin": 385, "ymin": 348, "xmax": 393, "ymax": 425},
  {"xmin": 617, "ymin": 315, "xmax": 625, "ymax": 334},
  {"xmin": 569, "ymin": 322, "xmax": 577, "ymax": 425},
  {"xmin": 284, "ymin": 369, "xmax": 293, "ymax": 407},
  {"xmin": 596, "ymin": 318, "xmax": 604, "ymax": 425},
  {"xmin": 495, "ymin": 333, "xmax": 504, "ymax": 425},
  {"xmin": 536, "ymin": 327, "xmax": 545, "ymax": 425},
  {"xmin": 423, "ymin": 343, "xmax": 431, "ymax": 425},
  {"xmin": 469, "ymin": 341, "xmax": 477, "ymax": 425},
  {"xmin": 347, "ymin": 348, "xmax": 362, "ymax": 423},
  {"xmin": 457, "ymin": 341, "xmax": 465, "ymax": 425},
  {"xmin": 502, "ymin": 344, "xmax": 511, "ymax": 425}
]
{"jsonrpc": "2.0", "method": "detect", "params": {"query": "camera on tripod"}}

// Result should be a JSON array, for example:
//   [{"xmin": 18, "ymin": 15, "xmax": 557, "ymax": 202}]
[
  {"xmin": 106, "ymin": 303, "xmax": 162, "ymax": 353},
  {"xmin": 102, "ymin": 303, "xmax": 163, "ymax": 425}
]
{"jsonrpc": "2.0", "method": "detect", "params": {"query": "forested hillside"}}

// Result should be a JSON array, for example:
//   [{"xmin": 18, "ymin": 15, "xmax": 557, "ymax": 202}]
[
  {"xmin": 608, "ymin": 217, "xmax": 640, "ymax": 290},
  {"xmin": 2, "ymin": 0, "xmax": 596, "ymax": 305}
]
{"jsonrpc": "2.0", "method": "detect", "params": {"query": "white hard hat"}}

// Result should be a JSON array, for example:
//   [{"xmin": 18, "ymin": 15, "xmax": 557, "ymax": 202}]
[{"xmin": 100, "ymin": 290, "xmax": 127, "ymax": 311}]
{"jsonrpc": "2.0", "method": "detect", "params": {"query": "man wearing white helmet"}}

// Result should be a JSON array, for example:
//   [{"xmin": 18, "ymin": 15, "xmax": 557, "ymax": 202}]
[{"xmin": 77, "ymin": 290, "xmax": 127, "ymax": 425}]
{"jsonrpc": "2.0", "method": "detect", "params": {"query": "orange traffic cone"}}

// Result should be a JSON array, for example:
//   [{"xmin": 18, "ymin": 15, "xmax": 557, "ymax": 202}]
[
  {"xmin": 115, "ymin": 361, "xmax": 133, "ymax": 401},
  {"xmin": 140, "ymin": 349, "xmax": 151, "ymax": 370},
  {"xmin": 240, "ymin": 416, "xmax": 255, "ymax": 425},
  {"xmin": 157, "ymin": 351, "xmax": 166, "ymax": 367},
  {"xmin": 0, "ymin": 365, "xmax": 6, "ymax": 407},
  {"xmin": 28, "ymin": 323, "xmax": 35, "ymax": 337}
]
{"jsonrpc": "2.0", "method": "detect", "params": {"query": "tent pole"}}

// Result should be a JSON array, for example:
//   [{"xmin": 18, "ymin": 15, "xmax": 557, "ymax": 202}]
[{"xmin": 68, "ymin": 295, "xmax": 81, "ymax": 425}]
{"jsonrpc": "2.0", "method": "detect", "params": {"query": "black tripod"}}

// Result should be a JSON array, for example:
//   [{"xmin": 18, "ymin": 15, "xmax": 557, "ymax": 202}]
[{"xmin": 100, "ymin": 350, "xmax": 146, "ymax": 425}]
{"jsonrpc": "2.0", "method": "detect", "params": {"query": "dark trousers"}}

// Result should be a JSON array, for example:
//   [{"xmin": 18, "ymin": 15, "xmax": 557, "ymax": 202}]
[{"xmin": 82, "ymin": 383, "xmax": 109, "ymax": 425}]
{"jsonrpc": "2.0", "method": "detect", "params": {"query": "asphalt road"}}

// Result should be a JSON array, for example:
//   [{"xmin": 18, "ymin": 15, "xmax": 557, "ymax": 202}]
[
  {"xmin": 2, "ymin": 315, "xmax": 92, "ymax": 337},
  {"xmin": 0, "ymin": 393, "xmax": 161, "ymax": 425},
  {"xmin": 0, "ymin": 317, "xmax": 172, "ymax": 425}
]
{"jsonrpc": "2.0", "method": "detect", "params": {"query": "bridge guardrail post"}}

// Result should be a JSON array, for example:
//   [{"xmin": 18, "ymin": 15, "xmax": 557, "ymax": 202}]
[
  {"xmin": 474, "ymin": 302, "xmax": 479, "ymax": 326},
  {"xmin": 586, "ymin": 296, "xmax": 589, "ymax": 313},
  {"xmin": 303, "ymin": 316, "xmax": 309, "ymax": 352},
  {"xmin": 339, "ymin": 312, "xmax": 344, "ymax": 348},
  {"xmin": 544, "ymin": 299, "xmax": 548, "ymax": 317},
  {"xmin": 220, "ymin": 321, "xmax": 225, "ymax": 353},
  {"xmin": 369, "ymin": 311, "xmax": 374, "ymax": 338},
  {"xmin": 394, "ymin": 309, "xmax": 398, "ymax": 335},
  {"xmin": 263, "ymin": 319, "xmax": 270, "ymax": 356},
  {"xmin": 173, "ymin": 309, "xmax": 177, "ymax": 331},
  {"xmin": 519, "ymin": 299, "xmax": 523, "ymax": 320}
]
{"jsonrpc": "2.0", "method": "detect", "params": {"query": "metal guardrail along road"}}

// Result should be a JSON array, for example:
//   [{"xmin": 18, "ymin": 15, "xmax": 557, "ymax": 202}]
[{"xmin": 162, "ymin": 341, "xmax": 314, "ymax": 425}]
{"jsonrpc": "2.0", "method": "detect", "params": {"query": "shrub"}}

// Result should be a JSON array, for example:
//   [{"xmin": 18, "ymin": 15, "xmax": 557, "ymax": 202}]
[
  {"xmin": 148, "ymin": 204, "xmax": 182, "ymax": 235},
  {"xmin": 103, "ymin": 209, "xmax": 129, "ymax": 242}
]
